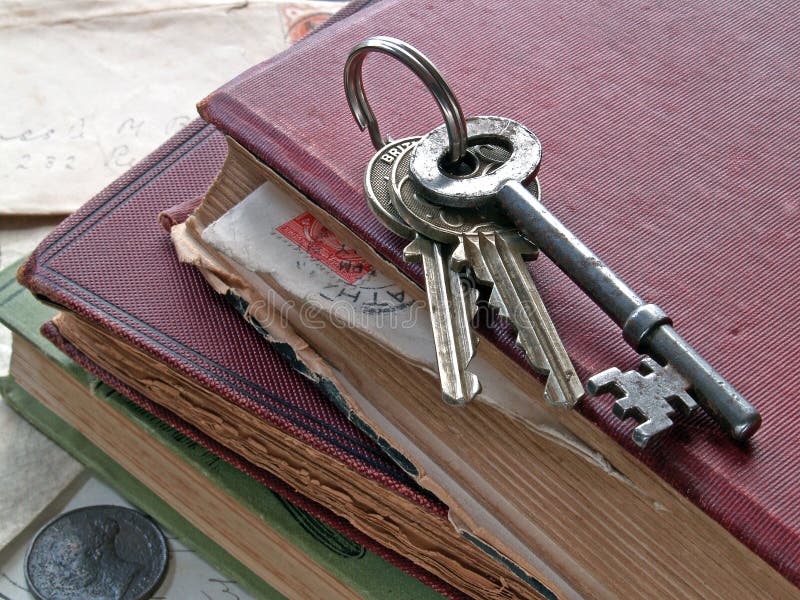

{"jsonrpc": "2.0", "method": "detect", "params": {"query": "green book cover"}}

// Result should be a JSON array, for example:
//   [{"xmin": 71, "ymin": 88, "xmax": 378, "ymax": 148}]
[{"xmin": 0, "ymin": 262, "xmax": 443, "ymax": 600}]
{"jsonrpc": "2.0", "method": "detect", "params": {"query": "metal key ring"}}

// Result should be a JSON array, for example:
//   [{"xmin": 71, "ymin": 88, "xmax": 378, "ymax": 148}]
[
  {"xmin": 344, "ymin": 36, "xmax": 468, "ymax": 164},
  {"xmin": 410, "ymin": 115, "xmax": 542, "ymax": 209}
]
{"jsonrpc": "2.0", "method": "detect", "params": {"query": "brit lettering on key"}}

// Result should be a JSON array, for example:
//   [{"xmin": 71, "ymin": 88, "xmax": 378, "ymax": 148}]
[{"xmin": 380, "ymin": 140, "xmax": 415, "ymax": 164}]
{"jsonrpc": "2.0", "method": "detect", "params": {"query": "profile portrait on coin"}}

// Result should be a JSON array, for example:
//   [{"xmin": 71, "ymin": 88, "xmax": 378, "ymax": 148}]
[
  {"xmin": 35, "ymin": 516, "xmax": 141, "ymax": 599},
  {"xmin": 26, "ymin": 505, "xmax": 168, "ymax": 600}
]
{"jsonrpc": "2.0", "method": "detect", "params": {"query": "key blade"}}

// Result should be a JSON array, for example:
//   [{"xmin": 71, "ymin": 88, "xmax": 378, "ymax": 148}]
[
  {"xmin": 405, "ymin": 236, "xmax": 480, "ymax": 405},
  {"xmin": 489, "ymin": 287, "xmax": 510, "ymax": 318},
  {"xmin": 478, "ymin": 232, "xmax": 584, "ymax": 408},
  {"xmin": 465, "ymin": 279, "xmax": 479, "ymax": 321}
]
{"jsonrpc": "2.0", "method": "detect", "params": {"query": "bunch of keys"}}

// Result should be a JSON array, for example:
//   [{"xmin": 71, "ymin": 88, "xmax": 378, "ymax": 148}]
[{"xmin": 344, "ymin": 37, "xmax": 761, "ymax": 446}]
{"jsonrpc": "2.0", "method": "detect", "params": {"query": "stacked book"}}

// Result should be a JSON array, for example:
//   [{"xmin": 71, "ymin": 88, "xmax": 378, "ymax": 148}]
[{"xmin": 5, "ymin": 0, "xmax": 799, "ymax": 598}]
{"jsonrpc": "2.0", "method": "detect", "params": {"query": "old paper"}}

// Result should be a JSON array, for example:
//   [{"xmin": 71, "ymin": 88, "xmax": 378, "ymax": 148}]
[
  {"xmin": 0, "ymin": 0, "xmax": 345, "ymax": 215},
  {"xmin": 0, "ymin": 0, "xmax": 344, "ymax": 554},
  {"xmin": 201, "ymin": 181, "xmax": 563, "ymax": 425}
]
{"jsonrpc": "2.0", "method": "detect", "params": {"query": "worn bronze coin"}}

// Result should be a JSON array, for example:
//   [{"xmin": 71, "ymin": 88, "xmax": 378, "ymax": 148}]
[{"xmin": 25, "ymin": 505, "xmax": 168, "ymax": 600}]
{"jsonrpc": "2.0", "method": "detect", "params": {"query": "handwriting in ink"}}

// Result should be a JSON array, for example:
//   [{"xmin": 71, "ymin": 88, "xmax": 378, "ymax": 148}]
[
  {"xmin": 0, "ymin": 127, "xmax": 55, "ymax": 143},
  {"xmin": 117, "ymin": 118, "xmax": 144, "ymax": 137}
]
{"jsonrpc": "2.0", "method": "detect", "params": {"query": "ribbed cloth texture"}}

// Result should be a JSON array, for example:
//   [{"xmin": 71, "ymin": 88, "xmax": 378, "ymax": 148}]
[
  {"xmin": 198, "ymin": 0, "xmax": 800, "ymax": 584},
  {"xmin": 19, "ymin": 119, "xmax": 462, "ymax": 597}
]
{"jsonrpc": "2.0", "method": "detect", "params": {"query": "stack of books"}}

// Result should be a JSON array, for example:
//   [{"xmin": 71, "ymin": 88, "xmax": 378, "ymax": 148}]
[
  {"xmin": 5, "ymin": 0, "xmax": 799, "ymax": 598},
  {"xmin": 0, "ymin": 263, "xmax": 447, "ymax": 600}
]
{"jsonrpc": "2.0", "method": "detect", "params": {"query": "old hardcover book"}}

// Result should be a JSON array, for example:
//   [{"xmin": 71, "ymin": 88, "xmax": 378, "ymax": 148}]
[
  {"xmin": 175, "ymin": 0, "xmax": 798, "ymax": 597},
  {"xmin": 14, "ymin": 120, "xmax": 540, "ymax": 599},
  {"xmin": 177, "ymin": 143, "xmax": 795, "ymax": 600},
  {"xmin": 0, "ymin": 266, "xmax": 441, "ymax": 600}
]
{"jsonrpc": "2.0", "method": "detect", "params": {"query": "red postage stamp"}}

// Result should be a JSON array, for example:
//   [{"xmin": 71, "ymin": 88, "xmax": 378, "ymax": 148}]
[{"xmin": 276, "ymin": 212, "xmax": 374, "ymax": 284}]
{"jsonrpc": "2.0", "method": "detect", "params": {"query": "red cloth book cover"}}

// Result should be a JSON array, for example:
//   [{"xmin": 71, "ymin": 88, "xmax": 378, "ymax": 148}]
[
  {"xmin": 17, "ymin": 118, "xmax": 464, "ymax": 599},
  {"xmin": 197, "ymin": 0, "xmax": 800, "ymax": 584}
]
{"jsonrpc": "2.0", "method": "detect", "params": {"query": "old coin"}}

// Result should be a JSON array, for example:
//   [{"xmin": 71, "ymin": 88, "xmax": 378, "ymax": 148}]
[{"xmin": 25, "ymin": 505, "xmax": 168, "ymax": 600}]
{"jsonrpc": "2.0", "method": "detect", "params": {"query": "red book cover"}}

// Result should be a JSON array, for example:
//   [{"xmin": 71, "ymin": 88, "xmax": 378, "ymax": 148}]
[
  {"xmin": 17, "ymin": 118, "xmax": 465, "ymax": 600},
  {"xmin": 197, "ymin": 0, "xmax": 800, "ymax": 585}
]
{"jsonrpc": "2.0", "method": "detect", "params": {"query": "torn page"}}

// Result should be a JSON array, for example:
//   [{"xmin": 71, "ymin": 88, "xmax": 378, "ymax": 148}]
[{"xmin": 202, "ymin": 180, "xmax": 559, "ymax": 425}]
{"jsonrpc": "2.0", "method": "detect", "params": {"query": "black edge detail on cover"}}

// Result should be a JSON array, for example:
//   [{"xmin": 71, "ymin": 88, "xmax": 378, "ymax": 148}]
[{"xmin": 460, "ymin": 531, "xmax": 557, "ymax": 600}]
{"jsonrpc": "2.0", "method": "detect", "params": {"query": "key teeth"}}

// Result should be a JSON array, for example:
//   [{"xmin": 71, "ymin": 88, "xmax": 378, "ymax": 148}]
[
  {"xmin": 632, "ymin": 416, "xmax": 674, "ymax": 448},
  {"xmin": 544, "ymin": 376, "xmax": 577, "ymax": 409},
  {"xmin": 488, "ymin": 287, "xmax": 510, "ymax": 318},
  {"xmin": 450, "ymin": 245, "xmax": 469, "ymax": 272},
  {"xmin": 637, "ymin": 356, "xmax": 659, "ymax": 375},
  {"xmin": 467, "ymin": 286, "xmax": 479, "ymax": 320},
  {"xmin": 585, "ymin": 368, "xmax": 624, "ymax": 396},
  {"xmin": 587, "ymin": 359, "xmax": 697, "ymax": 447},
  {"xmin": 672, "ymin": 391, "xmax": 699, "ymax": 415},
  {"xmin": 442, "ymin": 372, "xmax": 481, "ymax": 406},
  {"xmin": 612, "ymin": 394, "xmax": 678, "ymax": 448},
  {"xmin": 479, "ymin": 230, "xmax": 583, "ymax": 409},
  {"xmin": 403, "ymin": 238, "xmax": 424, "ymax": 264},
  {"xmin": 514, "ymin": 331, "xmax": 547, "ymax": 374},
  {"xmin": 461, "ymin": 239, "xmax": 492, "ymax": 285}
]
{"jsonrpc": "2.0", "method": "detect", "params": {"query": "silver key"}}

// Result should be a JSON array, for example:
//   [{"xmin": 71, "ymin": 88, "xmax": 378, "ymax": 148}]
[
  {"xmin": 389, "ymin": 144, "xmax": 583, "ymax": 408},
  {"xmin": 408, "ymin": 114, "xmax": 761, "ymax": 442},
  {"xmin": 364, "ymin": 138, "xmax": 480, "ymax": 405}
]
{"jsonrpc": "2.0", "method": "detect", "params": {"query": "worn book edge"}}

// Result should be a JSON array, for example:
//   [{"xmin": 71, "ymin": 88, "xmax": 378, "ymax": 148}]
[
  {"xmin": 6, "ymin": 121, "xmax": 500, "ymax": 598},
  {"xmin": 173, "ymin": 136, "xmax": 798, "ymax": 600},
  {"xmin": 51, "ymin": 308, "xmax": 535, "ymax": 600},
  {"xmin": 0, "ymin": 263, "xmax": 446, "ymax": 600}
]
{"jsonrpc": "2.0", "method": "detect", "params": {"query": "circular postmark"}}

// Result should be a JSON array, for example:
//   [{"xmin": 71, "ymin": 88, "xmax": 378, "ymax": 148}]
[{"xmin": 25, "ymin": 505, "xmax": 168, "ymax": 600}]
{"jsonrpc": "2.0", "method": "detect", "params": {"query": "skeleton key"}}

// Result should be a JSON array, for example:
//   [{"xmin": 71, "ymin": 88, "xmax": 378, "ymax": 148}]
[
  {"xmin": 364, "ymin": 137, "xmax": 480, "ymax": 405},
  {"xmin": 389, "ymin": 143, "xmax": 584, "ymax": 409},
  {"xmin": 409, "ymin": 115, "xmax": 762, "ymax": 442}
]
